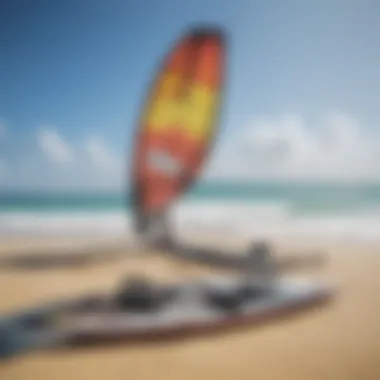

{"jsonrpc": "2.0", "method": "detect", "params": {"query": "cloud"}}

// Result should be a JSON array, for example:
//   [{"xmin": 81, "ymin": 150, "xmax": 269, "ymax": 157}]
[
  {"xmin": 84, "ymin": 136, "xmax": 116, "ymax": 169},
  {"xmin": 207, "ymin": 112, "xmax": 380, "ymax": 182},
  {"xmin": 0, "ymin": 126, "xmax": 125, "ymax": 191},
  {"xmin": 1, "ymin": 113, "xmax": 379, "ymax": 192},
  {"xmin": 37, "ymin": 128, "xmax": 74, "ymax": 165}
]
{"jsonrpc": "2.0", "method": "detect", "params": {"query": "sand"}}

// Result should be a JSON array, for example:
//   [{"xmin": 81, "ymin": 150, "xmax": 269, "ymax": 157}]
[{"xmin": 0, "ymin": 237, "xmax": 379, "ymax": 380}]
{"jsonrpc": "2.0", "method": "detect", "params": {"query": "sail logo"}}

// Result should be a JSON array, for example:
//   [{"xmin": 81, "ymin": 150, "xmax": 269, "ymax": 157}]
[
  {"xmin": 148, "ymin": 148, "xmax": 183, "ymax": 176},
  {"xmin": 144, "ymin": 77, "xmax": 215, "ymax": 141}
]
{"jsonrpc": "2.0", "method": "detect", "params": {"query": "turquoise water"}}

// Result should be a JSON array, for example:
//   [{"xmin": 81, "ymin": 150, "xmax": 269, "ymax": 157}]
[
  {"xmin": 1, "ymin": 181, "xmax": 380, "ymax": 215},
  {"xmin": 1, "ymin": 181, "xmax": 380, "ymax": 240}
]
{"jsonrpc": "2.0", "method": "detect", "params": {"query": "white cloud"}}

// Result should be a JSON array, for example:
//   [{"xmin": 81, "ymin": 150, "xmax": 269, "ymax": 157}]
[
  {"xmin": 0, "ymin": 127, "xmax": 125, "ymax": 191},
  {"xmin": 2, "ymin": 114, "xmax": 378, "ymax": 192},
  {"xmin": 207, "ymin": 112, "xmax": 380, "ymax": 182},
  {"xmin": 84, "ymin": 136, "xmax": 116, "ymax": 169},
  {"xmin": 37, "ymin": 128, "xmax": 74, "ymax": 164}
]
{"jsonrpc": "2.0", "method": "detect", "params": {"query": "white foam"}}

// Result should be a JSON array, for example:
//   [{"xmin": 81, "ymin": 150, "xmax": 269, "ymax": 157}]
[
  {"xmin": 172, "ymin": 201, "xmax": 380, "ymax": 244},
  {"xmin": 0, "ymin": 200, "xmax": 380, "ymax": 244},
  {"xmin": 0, "ymin": 211, "xmax": 131, "ymax": 237}
]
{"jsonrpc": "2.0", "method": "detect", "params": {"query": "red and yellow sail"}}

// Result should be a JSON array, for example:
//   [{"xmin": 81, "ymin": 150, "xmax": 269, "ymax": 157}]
[{"xmin": 133, "ymin": 28, "xmax": 226, "ymax": 214}]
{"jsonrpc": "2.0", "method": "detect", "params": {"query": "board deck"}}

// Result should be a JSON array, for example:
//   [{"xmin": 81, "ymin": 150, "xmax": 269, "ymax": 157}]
[{"xmin": 0, "ymin": 277, "xmax": 334, "ymax": 360}]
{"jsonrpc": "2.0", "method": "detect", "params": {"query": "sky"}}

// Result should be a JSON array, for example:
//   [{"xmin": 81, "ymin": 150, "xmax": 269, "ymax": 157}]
[{"xmin": 0, "ymin": 0, "xmax": 379, "ymax": 192}]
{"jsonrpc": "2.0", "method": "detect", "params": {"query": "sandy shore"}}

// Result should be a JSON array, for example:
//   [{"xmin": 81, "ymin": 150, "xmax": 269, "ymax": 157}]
[{"xmin": 0, "ymin": 237, "xmax": 379, "ymax": 380}]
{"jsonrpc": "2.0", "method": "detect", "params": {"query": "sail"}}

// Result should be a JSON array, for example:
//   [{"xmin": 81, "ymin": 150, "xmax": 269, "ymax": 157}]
[{"xmin": 131, "ymin": 27, "xmax": 226, "ymax": 221}]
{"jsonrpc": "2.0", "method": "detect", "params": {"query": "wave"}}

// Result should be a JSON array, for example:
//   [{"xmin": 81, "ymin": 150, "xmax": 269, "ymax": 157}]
[
  {"xmin": 1, "ymin": 200, "xmax": 380, "ymax": 243},
  {"xmin": 0, "ymin": 211, "xmax": 130, "ymax": 237}
]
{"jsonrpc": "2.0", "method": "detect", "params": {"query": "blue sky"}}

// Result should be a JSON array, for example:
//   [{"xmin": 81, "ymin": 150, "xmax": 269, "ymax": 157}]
[{"xmin": 0, "ymin": 0, "xmax": 379, "ymax": 190}]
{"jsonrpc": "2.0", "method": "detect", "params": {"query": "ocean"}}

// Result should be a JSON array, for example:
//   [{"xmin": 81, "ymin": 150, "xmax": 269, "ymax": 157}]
[{"xmin": 1, "ymin": 181, "xmax": 380, "ymax": 242}]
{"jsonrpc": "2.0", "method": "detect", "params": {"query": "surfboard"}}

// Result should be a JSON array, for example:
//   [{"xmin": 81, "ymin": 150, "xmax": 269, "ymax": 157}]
[
  {"xmin": 131, "ymin": 27, "xmax": 226, "ymax": 233},
  {"xmin": 0, "ymin": 276, "xmax": 334, "ymax": 360}
]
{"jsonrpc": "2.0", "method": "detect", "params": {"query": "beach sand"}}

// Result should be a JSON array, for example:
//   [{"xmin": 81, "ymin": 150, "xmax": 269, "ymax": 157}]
[{"xmin": 0, "ymin": 237, "xmax": 379, "ymax": 380}]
